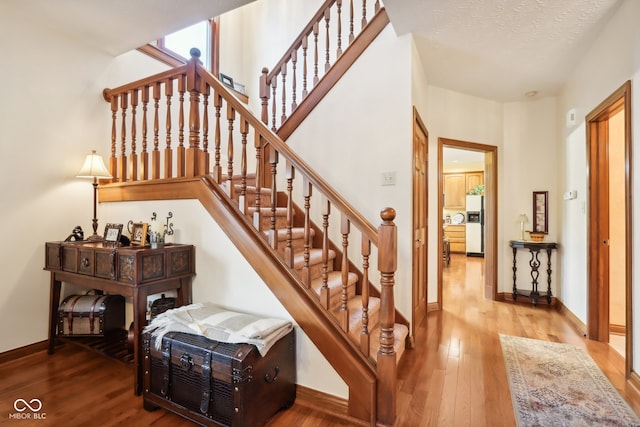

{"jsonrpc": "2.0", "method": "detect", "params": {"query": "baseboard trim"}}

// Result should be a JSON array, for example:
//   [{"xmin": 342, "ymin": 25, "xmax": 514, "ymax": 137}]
[
  {"xmin": 610, "ymin": 324, "xmax": 626, "ymax": 335},
  {"xmin": 555, "ymin": 299, "xmax": 587, "ymax": 337},
  {"xmin": 427, "ymin": 302, "xmax": 441, "ymax": 312},
  {"xmin": 499, "ymin": 291, "xmax": 557, "ymax": 307},
  {"xmin": 630, "ymin": 371, "xmax": 640, "ymax": 392},
  {"xmin": 294, "ymin": 385, "xmax": 367, "ymax": 426},
  {"xmin": 0, "ymin": 341, "xmax": 49, "ymax": 365}
]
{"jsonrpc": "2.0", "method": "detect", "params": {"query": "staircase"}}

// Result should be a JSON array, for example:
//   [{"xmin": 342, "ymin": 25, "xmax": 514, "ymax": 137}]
[
  {"xmin": 99, "ymin": 1, "xmax": 407, "ymax": 425},
  {"xmin": 227, "ymin": 174, "xmax": 408, "ymax": 363}
]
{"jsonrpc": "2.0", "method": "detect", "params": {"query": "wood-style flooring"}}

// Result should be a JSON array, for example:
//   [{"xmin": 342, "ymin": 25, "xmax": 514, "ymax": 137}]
[{"xmin": 1, "ymin": 254, "xmax": 639, "ymax": 426}]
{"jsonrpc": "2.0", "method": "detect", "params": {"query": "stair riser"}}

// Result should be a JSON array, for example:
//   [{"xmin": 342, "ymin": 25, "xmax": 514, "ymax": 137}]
[
  {"xmin": 326, "ymin": 283, "xmax": 356, "ymax": 312},
  {"xmin": 295, "ymin": 260, "xmax": 335, "ymax": 282},
  {"xmin": 252, "ymin": 212, "xmax": 289, "ymax": 230},
  {"xmin": 348, "ymin": 309, "xmax": 380, "ymax": 341},
  {"xmin": 274, "ymin": 237, "xmax": 311, "ymax": 258}
]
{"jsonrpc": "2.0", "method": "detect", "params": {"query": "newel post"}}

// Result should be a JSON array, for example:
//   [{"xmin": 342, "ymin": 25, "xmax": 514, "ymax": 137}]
[
  {"xmin": 377, "ymin": 207, "xmax": 397, "ymax": 426},
  {"xmin": 186, "ymin": 48, "xmax": 203, "ymax": 177}
]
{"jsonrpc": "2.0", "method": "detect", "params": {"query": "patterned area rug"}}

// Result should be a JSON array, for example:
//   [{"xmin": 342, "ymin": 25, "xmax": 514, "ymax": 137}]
[{"xmin": 500, "ymin": 334, "xmax": 640, "ymax": 427}]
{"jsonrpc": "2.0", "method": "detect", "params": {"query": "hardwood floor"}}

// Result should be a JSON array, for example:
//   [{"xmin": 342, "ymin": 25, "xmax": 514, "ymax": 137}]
[{"xmin": 2, "ymin": 253, "xmax": 639, "ymax": 426}]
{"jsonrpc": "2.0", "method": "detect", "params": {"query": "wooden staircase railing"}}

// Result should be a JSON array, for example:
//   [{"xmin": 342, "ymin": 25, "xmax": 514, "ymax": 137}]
[
  {"xmin": 102, "ymin": 49, "xmax": 403, "ymax": 425},
  {"xmin": 261, "ymin": 0, "xmax": 387, "ymax": 140}
]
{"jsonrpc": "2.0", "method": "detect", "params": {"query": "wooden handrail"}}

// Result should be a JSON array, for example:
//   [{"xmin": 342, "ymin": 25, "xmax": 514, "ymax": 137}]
[{"xmin": 261, "ymin": 0, "xmax": 384, "ymax": 132}]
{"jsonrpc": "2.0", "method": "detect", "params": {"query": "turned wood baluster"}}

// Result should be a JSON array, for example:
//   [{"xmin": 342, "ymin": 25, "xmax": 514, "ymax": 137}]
[
  {"xmin": 374, "ymin": 0, "xmax": 380, "ymax": 13},
  {"xmin": 164, "ymin": 79, "xmax": 173, "ymax": 179},
  {"xmin": 377, "ymin": 207, "xmax": 398, "ymax": 426},
  {"xmin": 361, "ymin": 0, "xmax": 367, "ymax": 29},
  {"xmin": 239, "ymin": 118, "xmax": 249, "ymax": 214},
  {"xmin": 313, "ymin": 22, "xmax": 320, "ymax": 86},
  {"xmin": 201, "ymin": 82, "xmax": 210, "ymax": 175},
  {"xmin": 129, "ymin": 89, "xmax": 138, "ymax": 182},
  {"xmin": 177, "ymin": 75, "xmax": 186, "ymax": 177},
  {"xmin": 324, "ymin": 8, "xmax": 331, "ymax": 72},
  {"xmin": 336, "ymin": 0, "xmax": 343, "ymax": 57},
  {"xmin": 213, "ymin": 91, "xmax": 222, "ymax": 183},
  {"xmin": 140, "ymin": 86, "xmax": 149, "ymax": 180},
  {"xmin": 280, "ymin": 62, "xmax": 287, "ymax": 125},
  {"xmin": 284, "ymin": 162, "xmax": 295, "ymax": 267},
  {"xmin": 268, "ymin": 150, "xmax": 280, "ymax": 249},
  {"xmin": 349, "ymin": 0, "xmax": 355, "ymax": 43},
  {"xmin": 271, "ymin": 78, "xmax": 277, "ymax": 131},
  {"xmin": 109, "ymin": 97, "xmax": 118, "ymax": 180},
  {"xmin": 301, "ymin": 178, "xmax": 312, "ymax": 287},
  {"xmin": 291, "ymin": 51, "xmax": 298, "ymax": 111},
  {"xmin": 360, "ymin": 235, "xmax": 371, "ymax": 356},
  {"xmin": 119, "ymin": 92, "xmax": 128, "ymax": 182},
  {"xmin": 152, "ymin": 83, "xmax": 161, "ymax": 180},
  {"xmin": 260, "ymin": 68, "xmax": 270, "ymax": 126},
  {"xmin": 301, "ymin": 37, "xmax": 309, "ymax": 99},
  {"xmin": 253, "ymin": 134, "xmax": 263, "ymax": 231},
  {"xmin": 320, "ymin": 196, "xmax": 331, "ymax": 309},
  {"xmin": 340, "ymin": 214, "xmax": 350, "ymax": 331},
  {"xmin": 226, "ymin": 104, "xmax": 235, "ymax": 190}
]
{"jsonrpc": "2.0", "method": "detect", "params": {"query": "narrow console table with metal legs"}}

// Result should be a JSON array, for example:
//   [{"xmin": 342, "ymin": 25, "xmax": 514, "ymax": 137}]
[{"xmin": 509, "ymin": 240, "xmax": 557, "ymax": 306}]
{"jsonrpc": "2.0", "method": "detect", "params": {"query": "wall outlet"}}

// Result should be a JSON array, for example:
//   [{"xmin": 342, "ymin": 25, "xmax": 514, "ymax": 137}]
[{"xmin": 381, "ymin": 171, "xmax": 396, "ymax": 186}]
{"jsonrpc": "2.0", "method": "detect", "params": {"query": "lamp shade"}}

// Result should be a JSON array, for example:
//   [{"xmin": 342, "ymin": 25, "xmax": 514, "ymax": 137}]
[{"xmin": 76, "ymin": 150, "xmax": 112, "ymax": 179}]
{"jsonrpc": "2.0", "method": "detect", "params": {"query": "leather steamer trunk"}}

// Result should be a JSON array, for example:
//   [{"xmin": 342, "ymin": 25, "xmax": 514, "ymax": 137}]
[
  {"xmin": 58, "ymin": 293, "xmax": 125, "ymax": 336},
  {"xmin": 143, "ymin": 329, "xmax": 296, "ymax": 426}
]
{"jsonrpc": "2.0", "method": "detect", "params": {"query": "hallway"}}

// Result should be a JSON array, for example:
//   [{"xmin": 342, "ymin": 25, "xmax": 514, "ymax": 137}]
[{"xmin": 394, "ymin": 253, "xmax": 640, "ymax": 426}]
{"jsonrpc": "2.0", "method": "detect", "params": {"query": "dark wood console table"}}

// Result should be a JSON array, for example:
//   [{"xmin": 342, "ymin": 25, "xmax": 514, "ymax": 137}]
[
  {"xmin": 44, "ymin": 241, "xmax": 195, "ymax": 395},
  {"xmin": 509, "ymin": 240, "xmax": 557, "ymax": 306}
]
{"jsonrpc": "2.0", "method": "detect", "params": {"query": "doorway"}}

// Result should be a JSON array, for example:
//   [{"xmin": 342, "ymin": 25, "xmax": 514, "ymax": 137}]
[
  {"xmin": 412, "ymin": 108, "xmax": 428, "ymax": 337},
  {"xmin": 586, "ymin": 81, "xmax": 632, "ymax": 377},
  {"xmin": 438, "ymin": 138, "xmax": 498, "ymax": 308}
]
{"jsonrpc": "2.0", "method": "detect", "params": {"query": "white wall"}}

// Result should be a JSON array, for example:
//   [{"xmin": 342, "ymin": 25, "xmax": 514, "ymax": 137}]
[
  {"xmin": 285, "ymin": 27, "xmax": 415, "ymax": 317},
  {"xmin": 558, "ymin": 0, "xmax": 640, "ymax": 367}
]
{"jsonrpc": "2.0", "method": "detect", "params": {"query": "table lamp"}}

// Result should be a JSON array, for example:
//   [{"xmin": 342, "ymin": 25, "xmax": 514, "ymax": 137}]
[
  {"xmin": 518, "ymin": 213, "xmax": 528, "ymax": 240},
  {"xmin": 76, "ymin": 150, "xmax": 112, "ymax": 241}
]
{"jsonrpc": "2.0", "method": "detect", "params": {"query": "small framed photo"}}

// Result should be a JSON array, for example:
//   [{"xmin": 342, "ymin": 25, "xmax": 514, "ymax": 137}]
[
  {"xmin": 233, "ymin": 82, "xmax": 246, "ymax": 94},
  {"xmin": 220, "ymin": 73, "xmax": 234, "ymax": 88},
  {"xmin": 130, "ymin": 222, "xmax": 148, "ymax": 246},
  {"xmin": 103, "ymin": 223, "xmax": 123, "ymax": 244},
  {"xmin": 532, "ymin": 191, "xmax": 548, "ymax": 234}
]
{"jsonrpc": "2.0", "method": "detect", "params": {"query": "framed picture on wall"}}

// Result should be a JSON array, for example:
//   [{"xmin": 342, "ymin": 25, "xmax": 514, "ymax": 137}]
[{"xmin": 532, "ymin": 191, "xmax": 548, "ymax": 233}]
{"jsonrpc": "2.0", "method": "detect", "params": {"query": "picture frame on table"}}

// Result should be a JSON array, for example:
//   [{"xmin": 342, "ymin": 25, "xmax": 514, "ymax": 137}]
[
  {"xmin": 103, "ymin": 223, "xmax": 123, "ymax": 245},
  {"xmin": 532, "ymin": 191, "xmax": 548, "ymax": 233},
  {"xmin": 220, "ymin": 73, "xmax": 234, "ymax": 88},
  {"xmin": 130, "ymin": 222, "xmax": 148, "ymax": 246}
]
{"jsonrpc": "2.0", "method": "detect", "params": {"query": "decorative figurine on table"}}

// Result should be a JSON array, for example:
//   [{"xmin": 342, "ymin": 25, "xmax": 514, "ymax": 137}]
[
  {"xmin": 149, "ymin": 212, "xmax": 174, "ymax": 248},
  {"xmin": 64, "ymin": 226, "xmax": 84, "ymax": 242}
]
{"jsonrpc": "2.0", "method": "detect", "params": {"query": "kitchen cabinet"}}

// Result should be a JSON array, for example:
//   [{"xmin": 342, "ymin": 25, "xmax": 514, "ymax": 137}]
[
  {"xmin": 466, "ymin": 171, "xmax": 484, "ymax": 194},
  {"xmin": 444, "ymin": 171, "xmax": 484, "ymax": 210},
  {"xmin": 443, "ymin": 174, "xmax": 466, "ymax": 209},
  {"xmin": 444, "ymin": 224, "xmax": 466, "ymax": 253}
]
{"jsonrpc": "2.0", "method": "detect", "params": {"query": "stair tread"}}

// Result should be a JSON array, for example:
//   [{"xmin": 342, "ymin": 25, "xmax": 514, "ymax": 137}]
[
  {"xmin": 310, "ymin": 271, "xmax": 358, "ymax": 295},
  {"xmin": 292, "ymin": 248, "xmax": 336, "ymax": 269},
  {"xmin": 264, "ymin": 227, "xmax": 314, "ymax": 240},
  {"xmin": 247, "ymin": 206, "xmax": 288, "ymax": 215}
]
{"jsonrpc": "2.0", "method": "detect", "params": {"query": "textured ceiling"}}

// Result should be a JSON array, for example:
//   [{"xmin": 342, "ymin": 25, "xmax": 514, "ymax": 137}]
[
  {"xmin": 383, "ymin": 0, "xmax": 622, "ymax": 101},
  {"xmin": 5, "ymin": 0, "xmax": 622, "ymax": 102}
]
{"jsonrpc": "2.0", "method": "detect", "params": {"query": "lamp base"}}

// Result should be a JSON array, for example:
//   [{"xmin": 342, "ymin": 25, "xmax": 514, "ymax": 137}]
[{"xmin": 86, "ymin": 233, "xmax": 103, "ymax": 242}]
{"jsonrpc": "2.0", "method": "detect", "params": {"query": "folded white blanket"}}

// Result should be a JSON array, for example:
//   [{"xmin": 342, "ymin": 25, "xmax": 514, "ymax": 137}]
[{"xmin": 143, "ymin": 302, "xmax": 293, "ymax": 356}]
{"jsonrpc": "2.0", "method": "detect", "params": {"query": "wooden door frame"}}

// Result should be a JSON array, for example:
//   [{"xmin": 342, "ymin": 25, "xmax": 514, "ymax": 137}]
[
  {"xmin": 438, "ymin": 138, "xmax": 498, "ymax": 308},
  {"xmin": 586, "ymin": 80, "xmax": 632, "ymax": 377},
  {"xmin": 412, "ymin": 107, "xmax": 428, "ymax": 338}
]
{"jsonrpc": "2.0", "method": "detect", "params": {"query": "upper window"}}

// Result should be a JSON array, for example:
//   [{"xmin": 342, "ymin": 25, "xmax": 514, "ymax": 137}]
[
  {"xmin": 140, "ymin": 18, "xmax": 219, "ymax": 76},
  {"xmin": 161, "ymin": 21, "xmax": 210, "ymax": 67}
]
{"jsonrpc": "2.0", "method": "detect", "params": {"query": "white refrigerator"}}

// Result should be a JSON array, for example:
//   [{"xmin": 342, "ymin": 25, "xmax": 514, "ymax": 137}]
[{"xmin": 465, "ymin": 195, "xmax": 484, "ymax": 257}]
